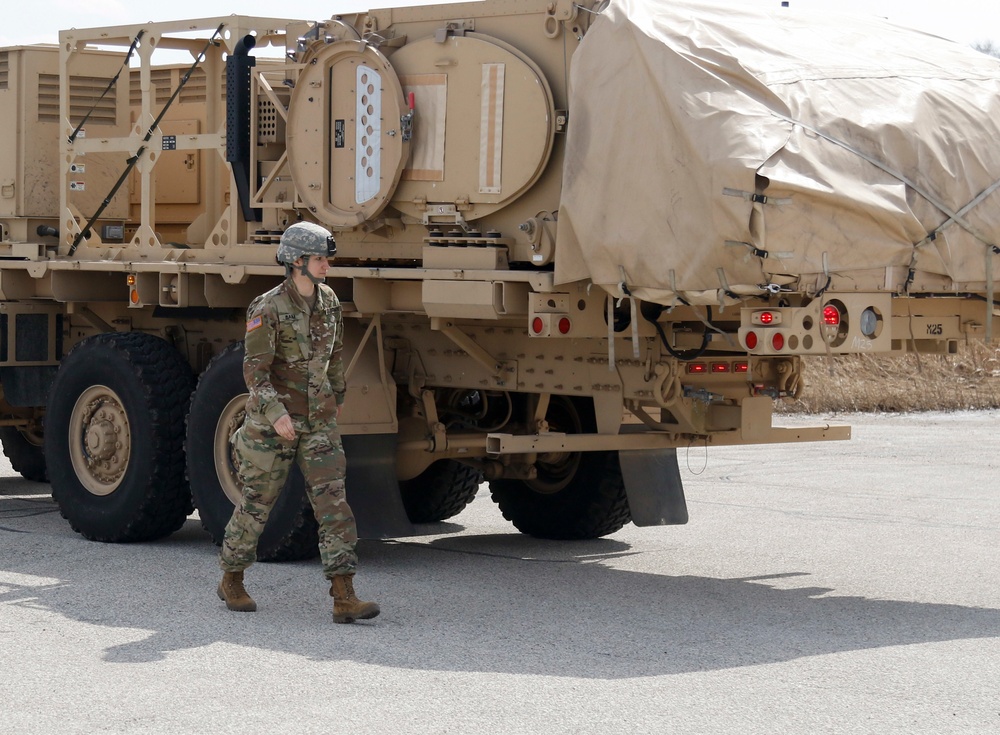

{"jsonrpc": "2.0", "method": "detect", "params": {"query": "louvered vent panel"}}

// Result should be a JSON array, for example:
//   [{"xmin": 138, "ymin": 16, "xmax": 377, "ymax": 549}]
[
  {"xmin": 38, "ymin": 73, "xmax": 117, "ymax": 124},
  {"xmin": 129, "ymin": 67, "xmax": 226, "ymax": 106}
]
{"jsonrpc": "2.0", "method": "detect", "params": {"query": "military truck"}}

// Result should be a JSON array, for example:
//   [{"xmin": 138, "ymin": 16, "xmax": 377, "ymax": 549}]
[{"xmin": 0, "ymin": 0, "xmax": 998, "ymax": 559}]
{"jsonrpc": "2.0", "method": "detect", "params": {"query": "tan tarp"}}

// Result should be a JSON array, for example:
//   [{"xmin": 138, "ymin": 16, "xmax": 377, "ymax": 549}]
[{"xmin": 556, "ymin": 0, "xmax": 1000, "ymax": 304}]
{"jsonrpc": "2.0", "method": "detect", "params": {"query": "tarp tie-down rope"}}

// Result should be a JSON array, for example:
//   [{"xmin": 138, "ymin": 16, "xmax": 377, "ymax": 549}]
[
  {"xmin": 771, "ymin": 110, "xmax": 997, "ymax": 248},
  {"xmin": 772, "ymin": 110, "xmax": 1000, "ymax": 342},
  {"xmin": 913, "ymin": 178, "xmax": 1000, "ymax": 251}
]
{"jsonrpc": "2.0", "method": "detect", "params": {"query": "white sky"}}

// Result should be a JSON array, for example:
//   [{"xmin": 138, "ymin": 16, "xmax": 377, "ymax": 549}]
[{"xmin": 1, "ymin": 0, "xmax": 998, "ymax": 48}]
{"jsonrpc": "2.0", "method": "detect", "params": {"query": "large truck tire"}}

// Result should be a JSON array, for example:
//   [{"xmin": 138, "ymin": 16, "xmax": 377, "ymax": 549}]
[
  {"xmin": 0, "ymin": 426, "xmax": 48, "ymax": 482},
  {"xmin": 44, "ymin": 332, "xmax": 195, "ymax": 542},
  {"xmin": 185, "ymin": 342, "xmax": 319, "ymax": 563},
  {"xmin": 488, "ymin": 396, "xmax": 632, "ymax": 539},
  {"xmin": 489, "ymin": 450, "xmax": 630, "ymax": 539},
  {"xmin": 399, "ymin": 459, "xmax": 482, "ymax": 523}
]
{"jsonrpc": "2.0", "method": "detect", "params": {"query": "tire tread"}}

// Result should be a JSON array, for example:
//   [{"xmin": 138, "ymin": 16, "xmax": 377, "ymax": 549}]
[
  {"xmin": 0, "ymin": 427, "xmax": 48, "ymax": 482},
  {"xmin": 186, "ymin": 342, "xmax": 319, "ymax": 563},
  {"xmin": 400, "ymin": 459, "xmax": 482, "ymax": 523},
  {"xmin": 47, "ymin": 332, "xmax": 195, "ymax": 543},
  {"xmin": 489, "ymin": 450, "xmax": 631, "ymax": 540}
]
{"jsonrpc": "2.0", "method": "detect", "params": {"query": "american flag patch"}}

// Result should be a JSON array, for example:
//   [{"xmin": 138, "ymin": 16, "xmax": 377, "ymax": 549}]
[{"xmin": 246, "ymin": 315, "xmax": 263, "ymax": 332}]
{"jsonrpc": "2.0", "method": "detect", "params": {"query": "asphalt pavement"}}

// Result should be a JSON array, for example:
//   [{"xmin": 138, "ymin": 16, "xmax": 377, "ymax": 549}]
[{"xmin": 1, "ymin": 410, "xmax": 998, "ymax": 734}]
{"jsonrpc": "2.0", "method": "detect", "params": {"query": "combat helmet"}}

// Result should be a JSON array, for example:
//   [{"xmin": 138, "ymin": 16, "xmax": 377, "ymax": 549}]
[
  {"xmin": 277, "ymin": 221, "xmax": 337, "ymax": 264},
  {"xmin": 277, "ymin": 222, "xmax": 337, "ymax": 283}
]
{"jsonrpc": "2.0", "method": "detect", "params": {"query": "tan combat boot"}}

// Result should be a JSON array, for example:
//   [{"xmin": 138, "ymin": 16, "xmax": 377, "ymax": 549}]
[
  {"xmin": 217, "ymin": 570, "xmax": 257, "ymax": 612},
  {"xmin": 330, "ymin": 574, "xmax": 380, "ymax": 623}
]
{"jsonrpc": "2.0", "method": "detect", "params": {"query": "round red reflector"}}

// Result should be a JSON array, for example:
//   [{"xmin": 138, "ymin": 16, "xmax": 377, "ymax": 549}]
[
  {"xmin": 531, "ymin": 317, "xmax": 544, "ymax": 334},
  {"xmin": 823, "ymin": 304, "xmax": 841, "ymax": 326},
  {"xmin": 772, "ymin": 332, "xmax": 784, "ymax": 350},
  {"xmin": 745, "ymin": 331, "xmax": 758, "ymax": 349},
  {"xmin": 558, "ymin": 317, "xmax": 571, "ymax": 335},
  {"xmin": 759, "ymin": 311, "xmax": 774, "ymax": 325}
]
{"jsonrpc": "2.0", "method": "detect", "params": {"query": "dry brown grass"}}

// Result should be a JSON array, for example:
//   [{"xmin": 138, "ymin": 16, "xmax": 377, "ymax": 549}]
[{"xmin": 779, "ymin": 341, "xmax": 1000, "ymax": 413}]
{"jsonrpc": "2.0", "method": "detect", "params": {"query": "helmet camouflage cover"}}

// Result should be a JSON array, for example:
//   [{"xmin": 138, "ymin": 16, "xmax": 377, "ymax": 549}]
[{"xmin": 276, "ymin": 222, "xmax": 337, "ymax": 264}]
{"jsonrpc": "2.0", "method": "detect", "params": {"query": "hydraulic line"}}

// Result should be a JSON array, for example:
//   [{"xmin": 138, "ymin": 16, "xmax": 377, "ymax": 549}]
[{"xmin": 644, "ymin": 303, "xmax": 712, "ymax": 361}]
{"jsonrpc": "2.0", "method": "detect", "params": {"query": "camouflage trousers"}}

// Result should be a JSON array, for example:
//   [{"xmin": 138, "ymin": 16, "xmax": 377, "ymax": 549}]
[{"xmin": 219, "ymin": 417, "xmax": 358, "ymax": 578}]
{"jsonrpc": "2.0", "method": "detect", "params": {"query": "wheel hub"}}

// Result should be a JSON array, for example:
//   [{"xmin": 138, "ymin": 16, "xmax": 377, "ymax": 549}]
[
  {"xmin": 70, "ymin": 387, "xmax": 131, "ymax": 496},
  {"xmin": 524, "ymin": 397, "xmax": 583, "ymax": 495},
  {"xmin": 215, "ymin": 395, "xmax": 249, "ymax": 506},
  {"xmin": 86, "ymin": 418, "xmax": 118, "ymax": 461}
]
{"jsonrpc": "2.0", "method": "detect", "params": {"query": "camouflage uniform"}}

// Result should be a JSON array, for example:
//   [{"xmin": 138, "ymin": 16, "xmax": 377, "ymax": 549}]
[{"xmin": 219, "ymin": 275, "xmax": 358, "ymax": 578}]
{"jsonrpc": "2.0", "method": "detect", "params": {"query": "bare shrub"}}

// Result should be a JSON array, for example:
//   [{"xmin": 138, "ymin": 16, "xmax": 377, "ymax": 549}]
[{"xmin": 779, "ymin": 342, "xmax": 1000, "ymax": 413}]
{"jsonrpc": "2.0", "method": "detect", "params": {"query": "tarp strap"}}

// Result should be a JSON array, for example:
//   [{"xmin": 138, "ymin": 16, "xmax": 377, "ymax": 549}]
[
  {"xmin": 815, "ymin": 275, "xmax": 832, "ymax": 298},
  {"xmin": 715, "ymin": 268, "xmax": 735, "ymax": 304},
  {"xmin": 724, "ymin": 239, "xmax": 770, "ymax": 260},
  {"xmin": 987, "ymin": 247, "xmax": 995, "ymax": 345},
  {"xmin": 618, "ymin": 266, "xmax": 641, "ymax": 359},
  {"xmin": 722, "ymin": 188, "xmax": 791, "ymax": 206},
  {"xmin": 630, "ymin": 296, "xmax": 640, "ymax": 358},
  {"xmin": 690, "ymin": 304, "xmax": 729, "ymax": 343},
  {"xmin": 901, "ymin": 259, "xmax": 917, "ymax": 294},
  {"xmin": 69, "ymin": 24, "xmax": 224, "ymax": 255},
  {"xmin": 606, "ymin": 293, "xmax": 616, "ymax": 372},
  {"xmin": 68, "ymin": 30, "xmax": 144, "ymax": 144}
]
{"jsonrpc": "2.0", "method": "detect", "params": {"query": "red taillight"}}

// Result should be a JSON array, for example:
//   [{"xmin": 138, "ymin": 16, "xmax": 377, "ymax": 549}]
[
  {"xmin": 711, "ymin": 362, "xmax": 729, "ymax": 373},
  {"xmin": 687, "ymin": 362, "xmax": 707, "ymax": 374},
  {"xmin": 558, "ymin": 317, "xmax": 571, "ymax": 335},
  {"xmin": 823, "ymin": 304, "xmax": 841, "ymax": 326},
  {"xmin": 734, "ymin": 361, "xmax": 749, "ymax": 373},
  {"xmin": 751, "ymin": 310, "xmax": 781, "ymax": 326},
  {"xmin": 772, "ymin": 332, "xmax": 784, "ymax": 350},
  {"xmin": 531, "ymin": 317, "xmax": 544, "ymax": 334},
  {"xmin": 745, "ymin": 331, "xmax": 758, "ymax": 349}
]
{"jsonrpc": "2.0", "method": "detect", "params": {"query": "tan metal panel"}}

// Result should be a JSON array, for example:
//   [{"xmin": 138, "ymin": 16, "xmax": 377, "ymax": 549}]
[{"xmin": 389, "ymin": 33, "xmax": 555, "ymax": 222}]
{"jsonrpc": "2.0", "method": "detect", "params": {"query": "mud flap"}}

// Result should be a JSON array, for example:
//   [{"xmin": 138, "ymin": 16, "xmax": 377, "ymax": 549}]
[
  {"xmin": 618, "ymin": 448, "xmax": 689, "ymax": 526},
  {"xmin": 343, "ymin": 433, "xmax": 416, "ymax": 539}
]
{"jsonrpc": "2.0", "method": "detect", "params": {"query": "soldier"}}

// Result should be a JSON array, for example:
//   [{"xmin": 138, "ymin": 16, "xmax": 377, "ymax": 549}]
[{"xmin": 216, "ymin": 221, "xmax": 380, "ymax": 624}]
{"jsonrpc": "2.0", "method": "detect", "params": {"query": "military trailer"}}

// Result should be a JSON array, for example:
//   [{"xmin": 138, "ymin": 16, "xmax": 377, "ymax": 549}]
[{"xmin": 0, "ymin": 0, "xmax": 998, "ymax": 559}]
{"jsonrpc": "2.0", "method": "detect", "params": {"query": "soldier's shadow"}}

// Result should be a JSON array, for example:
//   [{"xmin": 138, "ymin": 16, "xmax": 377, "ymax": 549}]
[
  {"xmin": 3, "ymin": 489, "xmax": 1000, "ymax": 677},
  {"xmin": 98, "ymin": 531, "xmax": 1000, "ymax": 675}
]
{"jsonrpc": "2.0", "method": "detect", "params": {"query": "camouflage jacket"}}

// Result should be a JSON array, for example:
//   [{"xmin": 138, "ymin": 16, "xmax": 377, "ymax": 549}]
[{"xmin": 242, "ymin": 278, "xmax": 346, "ymax": 431}]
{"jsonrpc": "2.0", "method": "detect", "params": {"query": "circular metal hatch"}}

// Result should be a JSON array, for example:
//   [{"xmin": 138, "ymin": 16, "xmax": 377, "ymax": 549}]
[
  {"xmin": 286, "ymin": 41, "xmax": 410, "ymax": 229},
  {"xmin": 387, "ymin": 33, "xmax": 556, "ymax": 222}
]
